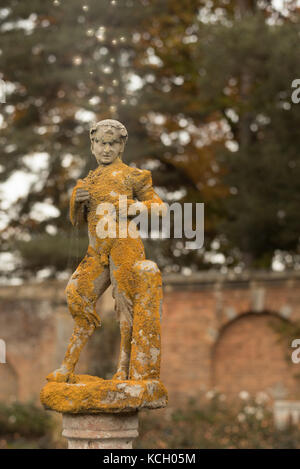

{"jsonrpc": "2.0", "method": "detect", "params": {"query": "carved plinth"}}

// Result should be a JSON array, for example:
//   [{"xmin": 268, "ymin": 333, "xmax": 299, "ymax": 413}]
[{"xmin": 62, "ymin": 412, "xmax": 139, "ymax": 449}]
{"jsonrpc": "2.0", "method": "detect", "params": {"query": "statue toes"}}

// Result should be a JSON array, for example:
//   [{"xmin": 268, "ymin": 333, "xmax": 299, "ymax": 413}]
[
  {"xmin": 46, "ymin": 366, "xmax": 75, "ymax": 383},
  {"xmin": 112, "ymin": 370, "xmax": 128, "ymax": 380}
]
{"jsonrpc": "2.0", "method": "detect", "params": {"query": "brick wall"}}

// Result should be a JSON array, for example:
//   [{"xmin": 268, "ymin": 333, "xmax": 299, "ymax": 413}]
[
  {"xmin": 161, "ymin": 272, "xmax": 300, "ymax": 406},
  {"xmin": 0, "ymin": 282, "xmax": 91, "ymax": 403},
  {"xmin": 1, "ymin": 271, "xmax": 300, "ymax": 407}
]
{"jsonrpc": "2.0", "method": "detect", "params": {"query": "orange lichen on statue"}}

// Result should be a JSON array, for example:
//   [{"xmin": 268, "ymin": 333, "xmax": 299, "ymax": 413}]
[
  {"xmin": 43, "ymin": 119, "xmax": 168, "ymax": 413},
  {"xmin": 41, "ymin": 375, "xmax": 168, "ymax": 414}
]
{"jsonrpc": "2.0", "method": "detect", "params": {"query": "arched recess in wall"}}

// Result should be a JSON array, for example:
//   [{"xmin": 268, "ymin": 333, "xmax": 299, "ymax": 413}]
[
  {"xmin": 0, "ymin": 358, "xmax": 18, "ymax": 402},
  {"xmin": 211, "ymin": 312, "xmax": 299, "ymax": 399}
]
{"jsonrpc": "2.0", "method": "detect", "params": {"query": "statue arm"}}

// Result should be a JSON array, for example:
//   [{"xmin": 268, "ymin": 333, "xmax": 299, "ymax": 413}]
[
  {"xmin": 69, "ymin": 179, "xmax": 88, "ymax": 227},
  {"xmin": 131, "ymin": 169, "xmax": 167, "ymax": 217}
]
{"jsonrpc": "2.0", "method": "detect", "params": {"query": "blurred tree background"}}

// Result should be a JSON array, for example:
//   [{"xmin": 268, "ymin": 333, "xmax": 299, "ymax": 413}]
[{"xmin": 1, "ymin": 0, "xmax": 300, "ymax": 280}]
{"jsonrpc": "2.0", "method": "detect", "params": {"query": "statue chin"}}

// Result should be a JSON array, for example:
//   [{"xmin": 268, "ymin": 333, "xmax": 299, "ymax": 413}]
[{"xmin": 97, "ymin": 155, "xmax": 119, "ymax": 165}]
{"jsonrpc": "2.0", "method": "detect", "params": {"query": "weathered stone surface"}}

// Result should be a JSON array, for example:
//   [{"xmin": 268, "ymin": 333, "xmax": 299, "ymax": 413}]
[
  {"xmin": 40, "ymin": 374, "xmax": 168, "ymax": 414},
  {"xmin": 62, "ymin": 412, "xmax": 139, "ymax": 449},
  {"xmin": 46, "ymin": 119, "xmax": 166, "ymax": 386}
]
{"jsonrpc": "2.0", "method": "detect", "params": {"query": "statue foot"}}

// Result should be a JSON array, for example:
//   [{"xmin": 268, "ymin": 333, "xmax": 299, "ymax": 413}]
[
  {"xmin": 46, "ymin": 365, "xmax": 77, "ymax": 383},
  {"xmin": 112, "ymin": 369, "xmax": 128, "ymax": 380}
]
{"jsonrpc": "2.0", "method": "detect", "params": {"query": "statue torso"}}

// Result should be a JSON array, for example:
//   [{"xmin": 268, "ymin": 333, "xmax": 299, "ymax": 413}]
[{"xmin": 86, "ymin": 159, "xmax": 134, "ymax": 213}]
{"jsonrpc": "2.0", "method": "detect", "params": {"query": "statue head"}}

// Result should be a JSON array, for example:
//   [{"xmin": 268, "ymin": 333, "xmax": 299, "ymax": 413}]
[{"xmin": 89, "ymin": 119, "xmax": 128, "ymax": 166}]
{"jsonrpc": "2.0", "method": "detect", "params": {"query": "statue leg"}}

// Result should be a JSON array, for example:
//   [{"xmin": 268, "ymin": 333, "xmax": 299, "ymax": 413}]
[
  {"xmin": 47, "ymin": 246, "xmax": 110, "ymax": 383},
  {"xmin": 109, "ymin": 256, "xmax": 133, "ymax": 380},
  {"xmin": 109, "ymin": 239, "xmax": 164, "ymax": 381},
  {"xmin": 109, "ymin": 238, "xmax": 145, "ymax": 380},
  {"xmin": 129, "ymin": 260, "xmax": 163, "ymax": 380}
]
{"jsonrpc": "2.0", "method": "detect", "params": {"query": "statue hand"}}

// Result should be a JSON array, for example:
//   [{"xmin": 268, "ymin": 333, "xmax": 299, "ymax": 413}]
[{"xmin": 75, "ymin": 188, "xmax": 90, "ymax": 204}]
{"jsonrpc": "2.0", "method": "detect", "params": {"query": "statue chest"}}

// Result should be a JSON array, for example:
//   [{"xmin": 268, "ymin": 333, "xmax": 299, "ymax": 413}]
[{"xmin": 87, "ymin": 171, "xmax": 133, "ymax": 204}]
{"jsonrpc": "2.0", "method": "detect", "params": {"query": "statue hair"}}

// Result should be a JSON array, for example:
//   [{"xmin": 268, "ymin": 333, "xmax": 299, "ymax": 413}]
[{"xmin": 89, "ymin": 119, "xmax": 128, "ymax": 145}]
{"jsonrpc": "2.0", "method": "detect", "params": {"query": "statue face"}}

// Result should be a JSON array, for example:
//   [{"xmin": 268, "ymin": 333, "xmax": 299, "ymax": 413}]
[{"xmin": 91, "ymin": 127, "xmax": 125, "ymax": 165}]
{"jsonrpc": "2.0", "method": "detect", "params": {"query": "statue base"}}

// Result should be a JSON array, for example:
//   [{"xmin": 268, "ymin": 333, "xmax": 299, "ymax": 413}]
[
  {"xmin": 40, "ymin": 374, "xmax": 168, "ymax": 414},
  {"xmin": 41, "ymin": 375, "xmax": 167, "ymax": 449},
  {"xmin": 62, "ymin": 412, "xmax": 139, "ymax": 449}
]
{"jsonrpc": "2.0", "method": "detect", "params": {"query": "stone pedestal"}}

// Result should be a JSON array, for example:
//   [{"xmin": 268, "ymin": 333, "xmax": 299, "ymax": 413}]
[
  {"xmin": 40, "ymin": 374, "xmax": 167, "ymax": 413},
  {"xmin": 40, "ymin": 374, "xmax": 168, "ymax": 449},
  {"xmin": 62, "ymin": 412, "xmax": 139, "ymax": 449}
]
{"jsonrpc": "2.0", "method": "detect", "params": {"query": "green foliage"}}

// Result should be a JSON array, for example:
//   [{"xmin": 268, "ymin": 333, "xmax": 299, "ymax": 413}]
[
  {"xmin": 199, "ymin": 17, "xmax": 300, "ymax": 267},
  {"xmin": 16, "ymin": 231, "xmax": 88, "ymax": 274},
  {"xmin": 137, "ymin": 392, "xmax": 300, "ymax": 449},
  {"xmin": 2, "ymin": 393, "xmax": 300, "ymax": 449},
  {"xmin": 0, "ymin": 402, "xmax": 53, "ymax": 444},
  {"xmin": 2, "ymin": 0, "xmax": 300, "ymax": 274},
  {"xmin": 1, "ymin": 0, "xmax": 198, "ymax": 276},
  {"xmin": 269, "ymin": 317, "xmax": 300, "ymax": 365},
  {"xmin": 138, "ymin": 3, "xmax": 300, "ymax": 268},
  {"xmin": 270, "ymin": 318, "xmax": 300, "ymax": 342}
]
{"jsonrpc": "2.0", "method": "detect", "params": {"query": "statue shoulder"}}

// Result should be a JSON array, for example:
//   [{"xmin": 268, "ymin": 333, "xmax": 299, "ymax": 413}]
[
  {"xmin": 74, "ymin": 173, "xmax": 89, "ymax": 188},
  {"xmin": 128, "ymin": 167, "xmax": 152, "ymax": 193},
  {"xmin": 128, "ymin": 166, "xmax": 151, "ymax": 180}
]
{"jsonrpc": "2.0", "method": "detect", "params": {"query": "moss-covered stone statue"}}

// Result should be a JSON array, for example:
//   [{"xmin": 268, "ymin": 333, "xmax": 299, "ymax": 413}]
[{"xmin": 41, "ymin": 120, "xmax": 168, "ymax": 414}]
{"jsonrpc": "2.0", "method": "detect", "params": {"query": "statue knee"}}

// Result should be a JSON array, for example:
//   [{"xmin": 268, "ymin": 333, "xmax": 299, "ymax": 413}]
[
  {"xmin": 65, "ymin": 278, "xmax": 78, "ymax": 306},
  {"xmin": 74, "ymin": 324, "xmax": 95, "ymax": 337},
  {"xmin": 65, "ymin": 278, "xmax": 100, "ymax": 329},
  {"xmin": 65, "ymin": 278, "xmax": 85, "ymax": 319},
  {"xmin": 133, "ymin": 260, "xmax": 160, "ymax": 276}
]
